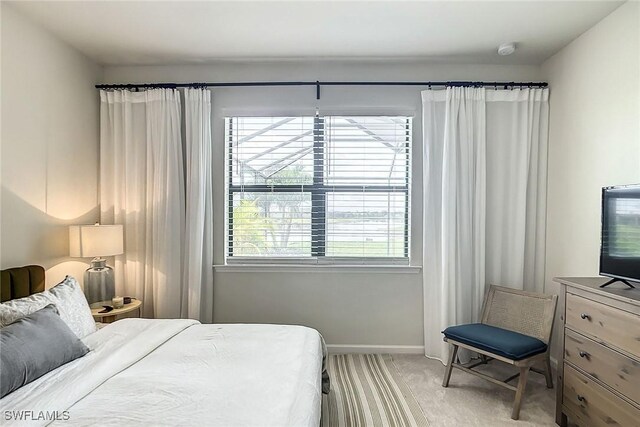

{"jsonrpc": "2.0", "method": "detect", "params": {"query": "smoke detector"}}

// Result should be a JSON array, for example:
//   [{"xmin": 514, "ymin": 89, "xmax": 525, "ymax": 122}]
[{"xmin": 497, "ymin": 42, "xmax": 516, "ymax": 56}]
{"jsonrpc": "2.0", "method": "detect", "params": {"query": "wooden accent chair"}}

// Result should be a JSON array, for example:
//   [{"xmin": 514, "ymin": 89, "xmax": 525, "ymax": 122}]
[{"xmin": 441, "ymin": 285, "xmax": 558, "ymax": 420}]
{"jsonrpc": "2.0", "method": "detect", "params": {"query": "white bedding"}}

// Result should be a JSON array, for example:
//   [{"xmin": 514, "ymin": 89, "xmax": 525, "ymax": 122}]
[{"xmin": 1, "ymin": 319, "xmax": 324, "ymax": 427}]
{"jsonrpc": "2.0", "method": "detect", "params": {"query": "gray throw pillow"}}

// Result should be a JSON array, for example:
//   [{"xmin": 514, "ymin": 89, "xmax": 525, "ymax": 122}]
[{"xmin": 0, "ymin": 304, "xmax": 90, "ymax": 398}]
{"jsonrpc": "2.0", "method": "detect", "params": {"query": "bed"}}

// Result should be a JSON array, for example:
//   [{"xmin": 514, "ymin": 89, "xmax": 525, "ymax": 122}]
[{"xmin": 0, "ymin": 266, "xmax": 327, "ymax": 426}]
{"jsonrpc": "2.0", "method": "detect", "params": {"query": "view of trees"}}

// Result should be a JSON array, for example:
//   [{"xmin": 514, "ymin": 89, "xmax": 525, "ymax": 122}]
[
  {"xmin": 232, "ymin": 166, "xmax": 311, "ymax": 256},
  {"xmin": 231, "ymin": 199, "xmax": 269, "ymax": 255}
]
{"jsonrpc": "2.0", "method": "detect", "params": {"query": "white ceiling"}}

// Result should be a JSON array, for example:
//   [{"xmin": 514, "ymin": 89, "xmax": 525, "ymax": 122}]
[{"xmin": 8, "ymin": 1, "xmax": 624, "ymax": 66}]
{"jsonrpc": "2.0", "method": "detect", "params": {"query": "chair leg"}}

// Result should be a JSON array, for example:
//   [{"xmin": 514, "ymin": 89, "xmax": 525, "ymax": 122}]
[
  {"xmin": 543, "ymin": 356, "xmax": 553, "ymax": 389},
  {"xmin": 442, "ymin": 344, "xmax": 458, "ymax": 387},
  {"xmin": 511, "ymin": 367, "xmax": 530, "ymax": 420}
]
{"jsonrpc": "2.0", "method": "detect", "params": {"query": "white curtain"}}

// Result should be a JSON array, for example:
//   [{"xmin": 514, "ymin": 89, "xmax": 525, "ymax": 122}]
[
  {"xmin": 182, "ymin": 89, "xmax": 214, "ymax": 322},
  {"xmin": 100, "ymin": 88, "xmax": 214, "ymax": 321},
  {"xmin": 422, "ymin": 87, "xmax": 549, "ymax": 363},
  {"xmin": 422, "ymin": 87, "xmax": 487, "ymax": 363},
  {"xmin": 485, "ymin": 89, "xmax": 549, "ymax": 293}
]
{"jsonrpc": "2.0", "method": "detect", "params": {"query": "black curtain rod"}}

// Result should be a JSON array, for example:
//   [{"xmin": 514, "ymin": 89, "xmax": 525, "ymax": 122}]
[
  {"xmin": 95, "ymin": 80, "xmax": 548, "ymax": 99},
  {"xmin": 95, "ymin": 80, "xmax": 548, "ymax": 89}
]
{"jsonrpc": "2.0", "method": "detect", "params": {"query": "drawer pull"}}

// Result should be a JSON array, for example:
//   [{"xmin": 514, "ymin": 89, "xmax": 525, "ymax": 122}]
[
  {"xmin": 580, "ymin": 313, "xmax": 591, "ymax": 320},
  {"xmin": 578, "ymin": 351, "xmax": 589, "ymax": 358},
  {"xmin": 577, "ymin": 395, "xmax": 587, "ymax": 403}
]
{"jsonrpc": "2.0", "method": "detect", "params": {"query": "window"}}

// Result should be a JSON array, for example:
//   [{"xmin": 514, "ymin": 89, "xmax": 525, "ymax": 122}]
[{"xmin": 226, "ymin": 115, "xmax": 411, "ymax": 263}]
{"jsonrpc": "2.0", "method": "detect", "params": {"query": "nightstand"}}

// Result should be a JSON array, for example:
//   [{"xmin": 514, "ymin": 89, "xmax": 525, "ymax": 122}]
[{"xmin": 91, "ymin": 299, "xmax": 142, "ymax": 324}]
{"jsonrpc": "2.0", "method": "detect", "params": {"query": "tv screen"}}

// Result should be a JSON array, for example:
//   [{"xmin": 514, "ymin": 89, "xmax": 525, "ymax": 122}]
[{"xmin": 600, "ymin": 184, "xmax": 640, "ymax": 283}]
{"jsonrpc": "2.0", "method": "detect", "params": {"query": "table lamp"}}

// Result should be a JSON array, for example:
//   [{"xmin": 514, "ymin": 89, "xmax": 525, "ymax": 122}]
[{"xmin": 69, "ymin": 223, "xmax": 123, "ymax": 307}]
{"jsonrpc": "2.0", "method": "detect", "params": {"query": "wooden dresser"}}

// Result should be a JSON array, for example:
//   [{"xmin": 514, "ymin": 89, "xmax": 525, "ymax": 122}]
[{"xmin": 554, "ymin": 277, "xmax": 640, "ymax": 427}]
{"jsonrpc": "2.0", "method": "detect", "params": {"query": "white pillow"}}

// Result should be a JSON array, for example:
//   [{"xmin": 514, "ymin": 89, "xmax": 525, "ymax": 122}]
[
  {"xmin": 48, "ymin": 276, "xmax": 97, "ymax": 338},
  {"xmin": 0, "ymin": 276, "xmax": 97, "ymax": 338},
  {"xmin": 0, "ymin": 293, "xmax": 51, "ymax": 327}
]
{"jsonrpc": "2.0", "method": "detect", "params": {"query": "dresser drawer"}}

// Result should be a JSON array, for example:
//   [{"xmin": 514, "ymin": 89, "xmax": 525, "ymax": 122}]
[
  {"xmin": 563, "ymin": 364, "xmax": 640, "ymax": 427},
  {"xmin": 565, "ymin": 329, "xmax": 640, "ymax": 404},
  {"xmin": 566, "ymin": 293, "xmax": 640, "ymax": 357}
]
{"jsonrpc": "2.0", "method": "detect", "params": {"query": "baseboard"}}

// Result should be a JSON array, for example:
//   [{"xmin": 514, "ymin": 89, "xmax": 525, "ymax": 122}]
[{"xmin": 327, "ymin": 344, "xmax": 424, "ymax": 354}]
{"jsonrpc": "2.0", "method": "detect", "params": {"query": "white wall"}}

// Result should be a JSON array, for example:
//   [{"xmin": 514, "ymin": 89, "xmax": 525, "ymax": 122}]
[
  {"xmin": 542, "ymin": 2, "xmax": 640, "ymax": 355},
  {"xmin": 104, "ymin": 61, "xmax": 542, "ymax": 348},
  {"xmin": 1, "ymin": 4, "xmax": 103, "ymax": 286}
]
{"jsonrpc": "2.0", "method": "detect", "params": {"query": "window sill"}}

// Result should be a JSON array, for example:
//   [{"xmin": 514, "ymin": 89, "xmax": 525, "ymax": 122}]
[{"xmin": 213, "ymin": 264, "xmax": 422, "ymax": 274}]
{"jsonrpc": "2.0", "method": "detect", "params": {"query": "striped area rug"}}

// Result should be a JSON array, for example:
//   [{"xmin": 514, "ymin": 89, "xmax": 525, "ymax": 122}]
[{"xmin": 322, "ymin": 354, "xmax": 429, "ymax": 427}]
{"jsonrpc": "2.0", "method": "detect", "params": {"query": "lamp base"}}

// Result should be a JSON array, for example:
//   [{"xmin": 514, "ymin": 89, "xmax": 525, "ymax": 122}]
[{"xmin": 84, "ymin": 258, "xmax": 115, "ymax": 308}]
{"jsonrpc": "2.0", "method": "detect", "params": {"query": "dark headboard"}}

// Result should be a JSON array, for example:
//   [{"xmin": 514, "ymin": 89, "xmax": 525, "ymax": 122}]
[{"xmin": 0, "ymin": 265, "xmax": 45, "ymax": 302}]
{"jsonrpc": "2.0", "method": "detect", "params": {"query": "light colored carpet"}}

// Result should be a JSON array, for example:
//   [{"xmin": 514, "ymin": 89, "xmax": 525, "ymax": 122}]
[
  {"xmin": 392, "ymin": 355, "xmax": 557, "ymax": 427},
  {"xmin": 322, "ymin": 354, "xmax": 429, "ymax": 427}
]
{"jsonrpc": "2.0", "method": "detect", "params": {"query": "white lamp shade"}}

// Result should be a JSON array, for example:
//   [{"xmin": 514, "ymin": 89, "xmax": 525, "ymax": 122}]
[{"xmin": 69, "ymin": 224, "xmax": 123, "ymax": 258}]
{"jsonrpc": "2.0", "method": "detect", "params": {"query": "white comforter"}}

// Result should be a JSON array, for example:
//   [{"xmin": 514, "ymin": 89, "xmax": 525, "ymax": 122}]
[{"xmin": 1, "ymin": 319, "xmax": 324, "ymax": 427}]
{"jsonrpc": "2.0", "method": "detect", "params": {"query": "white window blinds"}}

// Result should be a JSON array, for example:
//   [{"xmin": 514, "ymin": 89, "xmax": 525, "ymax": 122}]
[{"xmin": 226, "ymin": 115, "xmax": 411, "ymax": 263}]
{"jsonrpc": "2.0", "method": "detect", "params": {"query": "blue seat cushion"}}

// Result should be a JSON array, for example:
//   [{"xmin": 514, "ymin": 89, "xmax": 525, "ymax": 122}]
[{"xmin": 442, "ymin": 323, "xmax": 547, "ymax": 360}]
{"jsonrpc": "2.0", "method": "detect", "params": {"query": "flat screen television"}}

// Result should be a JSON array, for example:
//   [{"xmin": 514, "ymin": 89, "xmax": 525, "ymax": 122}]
[{"xmin": 600, "ymin": 184, "xmax": 640, "ymax": 288}]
